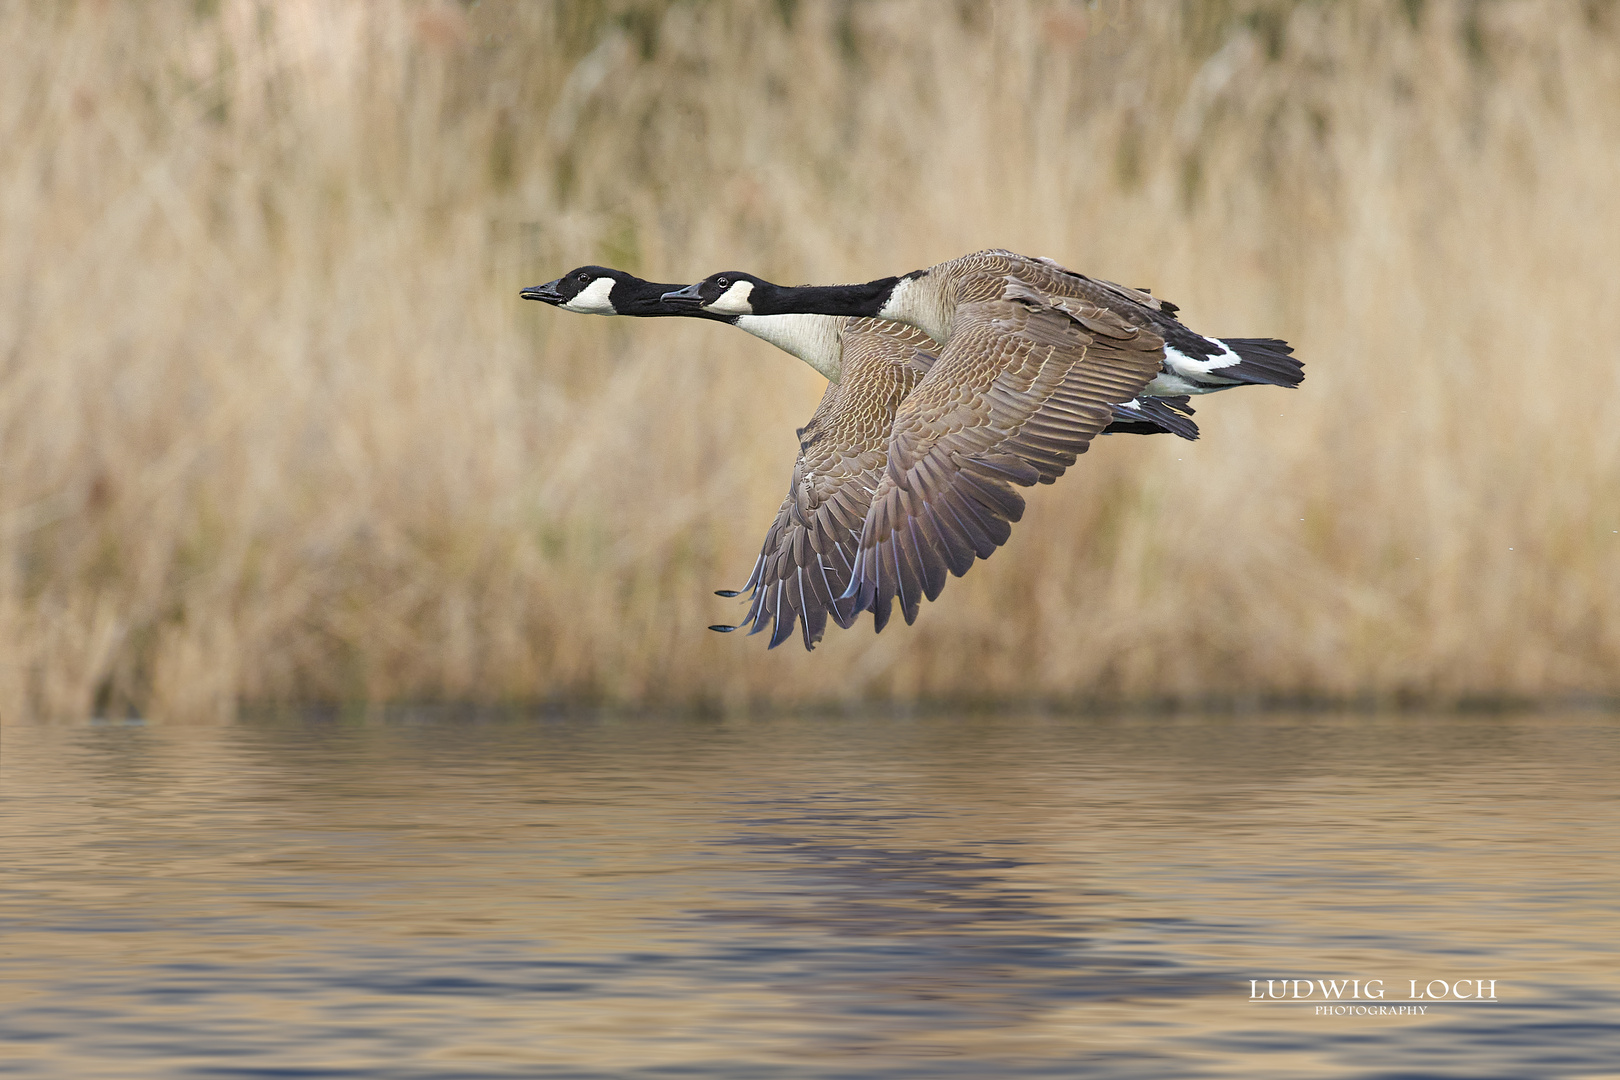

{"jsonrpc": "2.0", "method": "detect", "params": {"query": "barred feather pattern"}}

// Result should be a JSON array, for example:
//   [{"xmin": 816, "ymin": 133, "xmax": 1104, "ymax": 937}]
[
  {"xmin": 730, "ymin": 318, "xmax": 936, "ymax": 650},
  {"xmin": 845, "ymin": 276, "xmax": 1166, "ymax": 631},
  {"xmin": 932, "ymin": 250, "xmax": 1301, "ymax": 391},
  {"xmin": 724, "ymin": 249, "xmax": 1297, "ymax": 645},
  {"xmin": 933, "ymin": 249, "xmax": 1184, "ymax": 321}
]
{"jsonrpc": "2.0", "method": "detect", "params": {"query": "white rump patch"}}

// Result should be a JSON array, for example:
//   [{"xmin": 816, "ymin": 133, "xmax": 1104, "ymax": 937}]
[
  {"xmin": 1163, "ymin": 340, "xmax": 1243, "ymax": 384},
  {"xmin": 705, "ymin": 280, "xmax": 756, "ymax": 315},
  {"xmin": 561, "ymin": 276, "xmax": 618, "ymax": 314}
]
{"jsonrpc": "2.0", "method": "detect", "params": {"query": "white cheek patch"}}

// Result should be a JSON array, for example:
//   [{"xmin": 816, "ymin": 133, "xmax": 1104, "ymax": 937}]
[
  {"xmin": 705, "ymin": 280, "xmax": 755, "ymax": 315},
  {"xmin": 562, "ymin": 277, "xmax": 618, "ymax": 314}
]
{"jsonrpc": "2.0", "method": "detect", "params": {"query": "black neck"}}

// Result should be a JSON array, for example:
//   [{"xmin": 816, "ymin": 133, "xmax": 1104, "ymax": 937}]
[
  {"xmin": 617, "ymin": 280, "xmax": 734, "ymax": 322},
  {"xmin": 752, "ymin": 278, "xmax": 899, "ymax": 317}
]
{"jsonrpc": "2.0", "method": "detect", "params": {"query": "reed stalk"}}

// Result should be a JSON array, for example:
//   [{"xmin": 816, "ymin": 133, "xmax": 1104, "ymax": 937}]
[{"xmin": 3, "ymin": 0, "xmax": 1616, "ymax": 718}]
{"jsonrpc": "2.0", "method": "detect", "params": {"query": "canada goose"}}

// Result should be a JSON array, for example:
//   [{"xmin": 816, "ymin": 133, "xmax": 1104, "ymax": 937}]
[
  {"xmin": 522, "ymin": 266, "xmax": 1200, "ymax": 648},
  {"xmin": 521, "ymin": 267, "xmax": 1197, "ymax": 435},
  {"xmin": 664, "ymin": 250, "xmax": 1301, "ymax": 627}
]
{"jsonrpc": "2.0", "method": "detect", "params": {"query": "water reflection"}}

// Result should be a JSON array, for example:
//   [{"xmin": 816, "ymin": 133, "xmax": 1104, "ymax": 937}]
[{"xmin": 2, "ymin": 711, "xmax": 1617, "ymax": 1077}]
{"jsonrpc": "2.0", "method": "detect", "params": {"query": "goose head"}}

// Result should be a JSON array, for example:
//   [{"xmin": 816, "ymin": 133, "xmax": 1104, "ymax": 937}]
[
  {"xmin": 521, "ymin": 266, "xmax": 623, "ymax": 314},
  {"xmin": 521, "ymin": 266, "xmax": 705, "ymax": 316},
  {"xmin": 664, "ymin": 272, "xmax": 902, "ymax": 318},
  {"xmin": 662, "ymin": 272, "xmax": 770, "ymax": 315}
]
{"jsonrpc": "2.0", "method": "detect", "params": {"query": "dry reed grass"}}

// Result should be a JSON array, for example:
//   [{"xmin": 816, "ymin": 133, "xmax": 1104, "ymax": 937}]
[{"xmin": 4, "ymin": 0, "xmax": 1619, "ymax": 719}]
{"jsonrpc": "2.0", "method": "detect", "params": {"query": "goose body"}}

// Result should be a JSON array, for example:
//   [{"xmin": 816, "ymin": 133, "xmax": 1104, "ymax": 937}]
[
  {"xmin": 522, "ymin": 266, "xmax": 1200, "ymax": 648},
  {"xmin": 665, "ymin": 250, "xmax": 1302, "ymax": 628},
  {"xmin": 665, "ymin": 249, "xmax": 1303, "ymax": 396}
]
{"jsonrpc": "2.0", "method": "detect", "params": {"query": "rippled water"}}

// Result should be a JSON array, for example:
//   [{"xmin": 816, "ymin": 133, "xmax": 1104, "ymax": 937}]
[{"xmin": 3, "ymin": 710, "xmax": 1617, "ymax": 1077}]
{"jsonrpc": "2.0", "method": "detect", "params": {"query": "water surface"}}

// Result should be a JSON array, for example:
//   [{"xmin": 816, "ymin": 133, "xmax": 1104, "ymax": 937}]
[{"xmin": 3, "ymin": 710, "xmax": 1617, "ymax": 1077}]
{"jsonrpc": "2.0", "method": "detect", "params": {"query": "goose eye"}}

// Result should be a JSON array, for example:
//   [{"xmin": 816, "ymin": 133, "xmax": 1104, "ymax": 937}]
[{"xmin": 716, "ymin": 277, "xmax": 729, "ymax": 288}]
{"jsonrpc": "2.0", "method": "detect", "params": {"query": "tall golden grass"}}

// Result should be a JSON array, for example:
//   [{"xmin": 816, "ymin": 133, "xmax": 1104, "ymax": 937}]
[{"xmin": 3, "ymin": 0, "xmax": 1618, "ymax": 720}]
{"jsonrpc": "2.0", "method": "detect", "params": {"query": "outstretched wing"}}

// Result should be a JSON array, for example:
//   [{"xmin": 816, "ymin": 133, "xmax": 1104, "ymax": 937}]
[
  {"xmin": 845, "ymin": 283, "xmax": 1165, "ymax": 630},
  {"xmin": 717, "ymin": 320, "xmax": 935, "ymax": 650}
]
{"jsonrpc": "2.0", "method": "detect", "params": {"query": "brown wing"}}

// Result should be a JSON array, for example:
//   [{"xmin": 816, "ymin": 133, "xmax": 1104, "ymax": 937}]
[
  {"xmin": 846, "ymin": 284, "xmax": 1164, "ymax": 631},
  {"xmin": 948, "ymin": 249, "xmax": 1185, "ymax": 325},
  {"xmin": 719, "ymin": 319, "xmax": 935, "ymax": 650},
  {"xmin": 1026, "ymin": 253, "xmax": 1182, "ymax": 318}
]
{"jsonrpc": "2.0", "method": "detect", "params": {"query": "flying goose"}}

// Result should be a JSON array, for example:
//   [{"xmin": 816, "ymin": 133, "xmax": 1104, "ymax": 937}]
[
  {"xmin": 663, "ymin": 250, "xmax": 1301, "ymax": 627},
  {"xmin": 521, "ymin": 266, "xmax": 1199, "ymax": 649}
]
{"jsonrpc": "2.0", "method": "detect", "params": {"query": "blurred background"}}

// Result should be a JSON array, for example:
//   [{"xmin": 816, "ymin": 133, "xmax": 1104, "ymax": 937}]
[{"xmin": 3, "ymin": 0, "xmax": 1617, "ymax": 720}]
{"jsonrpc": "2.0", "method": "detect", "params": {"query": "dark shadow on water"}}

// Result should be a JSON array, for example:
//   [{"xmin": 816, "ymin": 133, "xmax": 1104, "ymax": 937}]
[{"xmin": 680, "ymin": 790, "xmax": 1239, "ymax": 1055}]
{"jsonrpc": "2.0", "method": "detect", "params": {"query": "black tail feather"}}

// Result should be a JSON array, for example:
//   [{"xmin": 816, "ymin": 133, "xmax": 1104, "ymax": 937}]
[
  {"xmin": 1105, "ymin": 396, "xmax": 1200, "ymax": 441},
  {"xmin": 1219, "ymin": 337, "xmax": 1303, "ymax": 389}
]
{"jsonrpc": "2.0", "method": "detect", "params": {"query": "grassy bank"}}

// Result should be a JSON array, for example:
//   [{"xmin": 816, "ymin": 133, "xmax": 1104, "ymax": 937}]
[{"xmin": 3, "ymin": 0, "xmax": 1617, "ymax": 719}]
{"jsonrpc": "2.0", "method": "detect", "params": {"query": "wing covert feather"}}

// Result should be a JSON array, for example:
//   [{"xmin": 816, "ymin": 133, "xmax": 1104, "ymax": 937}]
[
  {"xmin": 846, "ymin": 284, "xmax": 1164, "ymax": 629},
  {"xmin": 725, "ymin": 319, "xmax": 934, "ymax": 649}
]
